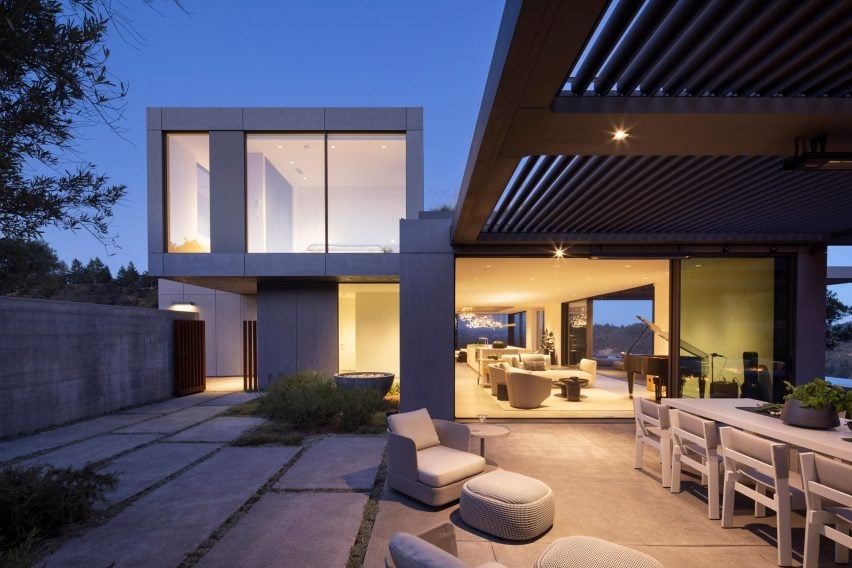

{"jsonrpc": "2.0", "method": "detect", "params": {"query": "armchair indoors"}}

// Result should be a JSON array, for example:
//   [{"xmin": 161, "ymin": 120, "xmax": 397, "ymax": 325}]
[
  {"xmin": 387, "ymin": 408, "xmax": 486, "ymax": 506},
  {"xmin": 488, "ymin": 363, "xmax": 507, "ymax": 397},
  {"xmin": 505, "ymin": 371, "xmax": 552, "ymax": 409}
]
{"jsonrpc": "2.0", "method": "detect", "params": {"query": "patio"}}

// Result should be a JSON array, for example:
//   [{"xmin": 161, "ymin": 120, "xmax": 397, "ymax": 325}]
[{"xmin": 0, "ymin": 389, "xmax": 845, "ymax": 567}]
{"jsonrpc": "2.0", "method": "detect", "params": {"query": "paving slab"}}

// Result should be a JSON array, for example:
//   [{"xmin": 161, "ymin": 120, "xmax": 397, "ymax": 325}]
[
  {"xmin": 198, "ymin": 392, "xmax": 261, "ymax": 406},
  {"xmin": 277, "ymin": 435, "xmax": 385, "ymax": 490},
  {"xmin": 97, "ymin": 442, "xmax": 221, "ymax": 506},
  {"xmin": 120, "ymin": 393, "xmax": 226, "ymax": 414},
  {"xmin": 41, "ymin": 446, "xmax": 300, "ymax": 568},
  {"xmin": 22, "ymin": 434, "xmax": 159, "ymax": 469},
  {"xmin": 115, "ymin": 406, "xmax": 224, "ymax": 433},
  {"xmin": 165, "ymin": 416, "xmax": 266, "ymax": 443},
  {"xmin": 0, "ymin": 414, "xmax": 153, "ymax": 463},
  {"xmin": 198, "ymin": 491, "xmax": 368, "ymax": 568}
]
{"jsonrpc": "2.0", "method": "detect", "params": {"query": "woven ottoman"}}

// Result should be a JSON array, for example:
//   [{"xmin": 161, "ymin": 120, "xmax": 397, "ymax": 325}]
[
  {"xmin": 534, "ymin": 536, "xmax": 663, "ymax": 568},
  {"xmin": 459, "ymin": 469, "xmax": 554, "ymax": 540}
]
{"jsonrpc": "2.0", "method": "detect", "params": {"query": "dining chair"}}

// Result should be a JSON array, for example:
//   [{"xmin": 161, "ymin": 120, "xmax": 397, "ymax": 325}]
[
  {"xmin": 633, "ymin": 397, "xmax": 672, "ymax": 487},
  {"xmin": 799, "ymin": 452, "xmax": 852, "ymax": 568},
  {"xmin": 669, "ymin": 408, "xmax": 722, "ymax": 519},
  {"xmin": 719, "ymin": 426, "xmax": 803, "ymax": 567}
]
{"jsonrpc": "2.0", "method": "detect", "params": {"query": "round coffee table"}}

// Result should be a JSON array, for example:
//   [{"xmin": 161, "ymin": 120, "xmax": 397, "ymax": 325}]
[
  {"xmin": 468, "ymin": 423, "xmax": 511, "ymax": 457},
  {"xmin": 558, "ymin": 377, "xmax": 589, "ymax": 401}
]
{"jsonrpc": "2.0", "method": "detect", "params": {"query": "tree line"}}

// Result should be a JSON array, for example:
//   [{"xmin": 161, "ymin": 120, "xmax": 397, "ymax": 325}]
[{"xmin": 0, "ymin": 239, "xmax": 156, "ymax": 308}]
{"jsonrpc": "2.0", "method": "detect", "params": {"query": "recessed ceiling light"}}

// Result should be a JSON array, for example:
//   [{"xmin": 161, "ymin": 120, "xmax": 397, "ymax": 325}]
[
  {"xmin": 695, "ymin": 264, "xmax": 703, "ymax": 268},
  {"xmin": 484, "ymin": 265, "xmax": 492, "ymax": 268},
  {"xmin": 624, "ymin": 264, "xmax": 631, "ymax": 268},
  {"xmin": 380, "ymin": 144, "xmax": 387, "ymax": 149},
  {"xmin": 553, "ymin": 246, "xmax": 565, "ymax": 258},
  {"xmin": 530, "ymin": 277, "xmax": 536, "ymax": 281},
  {"xmin": 586, "ymin": 277, "xmax": 592, "ymax": 280},
  {"xmin": 277, "ymin": 144, "xmax": 283, "ymax": 149},
  {"xmin": 289, "ymin": 160, "xmax": 296, "ymax": 165},
  {"xmin": 303, "ymin": 176, "xmax": 308, "ymax": 180},
  {"xmin": 613, "ymin": 129, "xmax": 629, "ymax": 141},
  {"xmin": 330, "ymin": 145, "xmax": 336, "ymax": 149}
]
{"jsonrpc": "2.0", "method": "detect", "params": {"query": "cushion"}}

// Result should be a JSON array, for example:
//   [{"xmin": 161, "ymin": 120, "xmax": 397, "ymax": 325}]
[
  {"xmin": 464, "ymin": 469, "xmax": 550, "ymax": 504},
  {"xmin": 527, "ymin": 360, "xmax": 546, "ymax": 371},
  {"xmin": 534, "ymin": 536, "xmax": 663, "ymax": 568},
  {"xmin": 417, "ymin": 445, "xmax": 486, "ymax": 488},
  {"xmin": 388, "ymin": 409, "xmax": 440, "ymax": 451},
  {"xmin": 388, "ymin": 532, "xmax": 468, "ymax": 568}
]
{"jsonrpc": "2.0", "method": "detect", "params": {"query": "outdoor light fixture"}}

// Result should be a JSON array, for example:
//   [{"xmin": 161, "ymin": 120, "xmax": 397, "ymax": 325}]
[
  {"xmin": 553, "ymin": 246, "xmax": 566, "ymax": 258},
  {"xmin": 782, "ymin": 133, "xmax": 852, "ymax": 171},
  {"xmin": 170, "ymin": 302, "xmax": 197, "ymax": 313},
  {"xmin": 612, "ymin": 129, "xmax": 629, "ymax": 141}
]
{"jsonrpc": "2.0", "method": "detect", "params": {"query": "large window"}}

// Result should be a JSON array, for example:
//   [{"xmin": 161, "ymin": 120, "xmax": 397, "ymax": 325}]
[
  {"xmin": 339, "ymin": 284, "xmax": 400, "ymax": 377},
  {"xmin": 328, "ymin": 134, "xmax": 406, "ymax": 253},
  {"xmin": 246, "ymin": 134, "xmax": 325, "ymax": 253},
  {"xmin": 167, "ymin": 134, "xmax": 210, "ymax": 253}
]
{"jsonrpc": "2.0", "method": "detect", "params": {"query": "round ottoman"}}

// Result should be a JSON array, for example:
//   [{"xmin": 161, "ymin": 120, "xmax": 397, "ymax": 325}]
[
  {"xmin": 459, "ymin": 469, "xmax": 554, "ymax": 540},
  {"xmin": 534, "ymin": 536, "xmax": 663, "ymax": 568}
]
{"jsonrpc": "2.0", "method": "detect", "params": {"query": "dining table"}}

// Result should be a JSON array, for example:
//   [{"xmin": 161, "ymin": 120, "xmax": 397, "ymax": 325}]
[{"xmin": 662, "ymin": 397, "xmax": 852, "ymax": 463}]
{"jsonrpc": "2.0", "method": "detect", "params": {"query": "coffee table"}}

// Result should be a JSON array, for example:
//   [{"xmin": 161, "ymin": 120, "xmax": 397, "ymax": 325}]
[
  {"xmin": 468, "ymin": 423, "xmax": 511, "ymax": 457},
  {"xmin": 558, "ymin": 377, "xmax": 588, "ymax": 401}
]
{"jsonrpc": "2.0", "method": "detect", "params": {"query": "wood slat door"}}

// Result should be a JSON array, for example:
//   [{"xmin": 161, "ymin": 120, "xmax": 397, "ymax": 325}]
[
  {"xmin": 174, "ymin": 320, "xmax": 206, "ymax": 396},
  {"xmin": 242, "ymin": 320, "xmax": 258, "ymax": 392}
]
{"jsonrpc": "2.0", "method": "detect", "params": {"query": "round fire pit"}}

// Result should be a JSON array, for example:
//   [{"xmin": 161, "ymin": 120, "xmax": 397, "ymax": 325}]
[{"xmin": 334, "ymin": 372, "xmax": 395, "ymax": 397}]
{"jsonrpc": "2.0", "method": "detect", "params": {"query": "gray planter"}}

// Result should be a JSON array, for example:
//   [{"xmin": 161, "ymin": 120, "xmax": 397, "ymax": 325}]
[
  {"xmin": 780, "ymin": 399, "xmax": 840, "ymax": 429},
  {"xmin": 334, "ymin": 372, "xmax": 394, "ymax": 397}
]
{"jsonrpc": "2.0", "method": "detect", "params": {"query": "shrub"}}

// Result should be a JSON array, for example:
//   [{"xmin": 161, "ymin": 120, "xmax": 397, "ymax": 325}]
[
  {"xmin": 0, "ymin": 464, "xmax": 116, "ymax": 551},
  {"xmin": 258, "ymin": 371, "xmax": 385, "ymax": 432}
]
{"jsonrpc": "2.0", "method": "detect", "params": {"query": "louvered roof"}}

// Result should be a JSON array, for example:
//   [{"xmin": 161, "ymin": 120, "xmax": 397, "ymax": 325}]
[{"xmin": 454, "ymin": 0, "xmax": 852, "ymax": 246}]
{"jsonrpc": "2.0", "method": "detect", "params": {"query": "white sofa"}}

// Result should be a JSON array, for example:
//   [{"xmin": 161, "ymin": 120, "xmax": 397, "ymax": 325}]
[{"xmin": 498, "ymin": 353, "xmax": 598, "ymax": 387}]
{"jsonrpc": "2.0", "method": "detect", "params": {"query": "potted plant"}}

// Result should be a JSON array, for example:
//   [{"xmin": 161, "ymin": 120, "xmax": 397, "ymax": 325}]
[
  {"xmin": 541, "ymin": 329, "xmax": 556, "ymax": 365},
  {"xmin": 492, "ymin": 340, "xmax": 506, "ymax": 349},
  {"xmin": 780, "ymin": 378, "xmax": 852, "ymax": 429}
]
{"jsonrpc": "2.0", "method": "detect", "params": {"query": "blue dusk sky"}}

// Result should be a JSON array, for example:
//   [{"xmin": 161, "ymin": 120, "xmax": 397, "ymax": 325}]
[{"xmin": 40, "ymin": 1, "xmax": 852, "ymax": 306}]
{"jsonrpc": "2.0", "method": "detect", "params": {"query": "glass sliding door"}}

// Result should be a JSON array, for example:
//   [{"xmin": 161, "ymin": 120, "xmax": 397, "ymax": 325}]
[{"xmin": 679, "ymin": 258, "xmax": 791, "ymax": 402}]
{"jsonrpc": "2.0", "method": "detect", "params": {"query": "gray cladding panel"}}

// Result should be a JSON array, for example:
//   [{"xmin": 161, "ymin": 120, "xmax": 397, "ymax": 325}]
[
  {"xmin": 147, "ymin": 131, "xmax": 164, "ymax": 253},
  {"xmin": 210, "ymin": 131, "xmax": 246, "ymax": 253},
  {"xmin": 148, "ymin": 254, "xmax": 164, "ymax": 276},
  {"xmin": 242, "ymin": 108, "xmax": 325, "ymax": 131},
  {"xmin": 325, "ymin": 254, "xmax": 399, "ymax": 276},
  {"xmin": 163, "ymin": 254, "xmax": 245, "ymax": 276},
  {"xmin": 295, "ymin": 283, "xmax": 338, "ymax": 376},
  {"xmin": 406, "ymin": 108, "xmax": 423, "ymax": 130},
  {"xmin": 146, "ymin": 108, "xmax": 162, "ymax": 130},
  {"xmin": 162, "ymin": 108, "xmax": 243, "ymax": 130},
  {"xmin": 324, "ymin": 108, "xmax": 407, "ymax": 131},
  {"xmin": 400, "ymin": 219, "xmax": 453, "ymax": 254},
  {"xmin": 406, "ymin": 129, "xmax": 425, "ymax": 217},
  {"xmin": 245, "ymin": 254, "xmax": 325, "ymax": 276},
  {"xmin": 400, "ymin": 253, "xmax": 455, "ymax": 419}
]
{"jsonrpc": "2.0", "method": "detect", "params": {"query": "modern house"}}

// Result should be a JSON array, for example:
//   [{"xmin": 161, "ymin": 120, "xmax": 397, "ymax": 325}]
[{"xmin": 149, "ymin": 1, "xmax": 852, "ymax": 421}]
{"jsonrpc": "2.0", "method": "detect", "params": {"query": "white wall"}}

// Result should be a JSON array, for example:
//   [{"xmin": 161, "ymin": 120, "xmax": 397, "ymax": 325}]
[{"xmin": 355, "ymin": 291, "xmax": 401, "ymax": 377}]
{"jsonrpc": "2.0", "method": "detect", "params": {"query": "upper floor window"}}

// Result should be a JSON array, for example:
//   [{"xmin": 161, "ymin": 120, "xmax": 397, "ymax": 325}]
[
  {"xmin": 328, "ymin": 134, "xmax": 406, "ymax": 253},
  {"xmin": 167, "ymin": 133, "xmax": 210, "ymax": 253},
  {"xmin": 246, "ymin": 134, "xmax": 325, "ymax": 253}
]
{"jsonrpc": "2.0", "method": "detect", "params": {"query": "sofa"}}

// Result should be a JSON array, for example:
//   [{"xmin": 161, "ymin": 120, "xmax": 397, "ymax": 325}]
[{"xmin": 498, "ymin": 353, "xmax": 598, "ymax": 387}]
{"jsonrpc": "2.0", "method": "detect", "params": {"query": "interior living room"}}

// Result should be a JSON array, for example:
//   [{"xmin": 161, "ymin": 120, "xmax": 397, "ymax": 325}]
[{"xmin": 454, "ymin": 257, "xmax": 669, "ymax": 419}]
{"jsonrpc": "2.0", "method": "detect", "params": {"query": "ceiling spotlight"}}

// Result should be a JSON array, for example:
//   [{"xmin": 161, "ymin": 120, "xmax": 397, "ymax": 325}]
[
  {"xmin": 380, "ymin": 144, "xmax": 387, "ymax": 149},
  {"xmin": 289, "ymin": 160, "xmax": 296, "ymax": 165},
  {"xmin": 277, "ymin": 144, "xmax": 283, "ymax": 149},
  {"xmin": 553, "ymin": 246, "xmax": 566, "ymax": 258},
  {"xmin": 612, "ymin": 129, "xmax": 629, "ymax": 141}
]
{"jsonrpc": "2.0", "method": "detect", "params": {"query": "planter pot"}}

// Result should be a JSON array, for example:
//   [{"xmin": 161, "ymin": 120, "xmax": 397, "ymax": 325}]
[
  {"xmin": 334, "ymin": 372, "xmax": 394, "ymax": 397},
  {"xmin": 780, "ymin": 399, "xmax": 840, "ymax": 429}
]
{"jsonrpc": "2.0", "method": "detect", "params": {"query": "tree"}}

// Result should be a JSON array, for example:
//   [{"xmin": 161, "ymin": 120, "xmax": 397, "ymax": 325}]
[
  {"xmin": 0, "ymin": 238, "xmax": 65, "ymax": 296},
  {"xmin": 826, "ymin": 289, "xmax": 852, "ymax": 351},
  {"xmin": 116, "ymin": 261, "xmax": 140, "ymax": 286},
  {"xmin": 84, "ymin": 258, "xmax": 111, "ymax": 283},
  {"xmin": 0, "ymin": 0, "xmax": 127, "ymax": 242}
]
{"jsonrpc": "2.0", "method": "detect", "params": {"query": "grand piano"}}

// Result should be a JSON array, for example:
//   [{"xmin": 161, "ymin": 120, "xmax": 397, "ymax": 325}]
[{"xmin": 622, "ymin": 316, "xmax": 706, "ymax": 400}]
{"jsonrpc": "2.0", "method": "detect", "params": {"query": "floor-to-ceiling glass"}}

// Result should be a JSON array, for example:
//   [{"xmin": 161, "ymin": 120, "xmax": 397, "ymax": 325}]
[{"xmin": 338, "ymin": 283, "xmax": 400, "ymax": 380}]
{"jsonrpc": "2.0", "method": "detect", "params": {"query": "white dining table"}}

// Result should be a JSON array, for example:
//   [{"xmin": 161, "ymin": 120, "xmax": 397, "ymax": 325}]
[{"xmin": 662, "ymin": 397, "xmax": 852, "ymax": 463}]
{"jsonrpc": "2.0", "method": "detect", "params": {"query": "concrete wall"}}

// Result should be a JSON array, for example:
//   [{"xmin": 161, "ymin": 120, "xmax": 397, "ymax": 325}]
[
  {"xmin": 0, "ymin": 297, "xmax": 196, "ymax": 438},
  {"xmin": 158, "ymin": 280, "xmax": 257, "ymax": 376},
  {"xmin": 794, "ymin": 250, "xmax": 827, "ymax": 382},
  {"xmin": 257, "ymin": 281, "xmax": 339, "ymax": 387},
  {"xmin": 400, "ymin": 218, "xmax": 455, "ymax": 419}
]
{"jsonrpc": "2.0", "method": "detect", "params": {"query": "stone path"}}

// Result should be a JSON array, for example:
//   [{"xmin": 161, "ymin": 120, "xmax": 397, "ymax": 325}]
[{"xmin": 0, "ymin": 389, "xmax": 387, "ymax": 568}]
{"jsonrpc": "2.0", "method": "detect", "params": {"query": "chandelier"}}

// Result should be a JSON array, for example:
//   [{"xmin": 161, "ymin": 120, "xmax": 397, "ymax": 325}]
[{"xmin": 457, "ymin": 312, "xmax": 505, "ymax": 329}]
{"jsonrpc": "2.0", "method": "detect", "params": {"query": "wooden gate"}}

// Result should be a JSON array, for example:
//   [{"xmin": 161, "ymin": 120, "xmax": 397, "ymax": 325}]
[
  {"xmin": 174, "ymin": 320, "xmax": 206, "ymax": 396},
  {"xmin": 242, "ymin": 320, "xmax": 258, "ymax": 391}
]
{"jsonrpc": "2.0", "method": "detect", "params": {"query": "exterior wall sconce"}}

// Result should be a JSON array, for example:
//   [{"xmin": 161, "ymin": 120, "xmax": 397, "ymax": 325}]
[{"xmin": 170, "ymin": 301, "xmax": 198, "ymax": 313}]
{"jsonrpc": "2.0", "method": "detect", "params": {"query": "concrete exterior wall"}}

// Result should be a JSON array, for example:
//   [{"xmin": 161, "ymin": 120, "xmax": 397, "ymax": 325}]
[
  {"xmin": 257, "ymin": 281, "xmax": 339, "ymax": 387},
  {"xmin": 0, "ymin": 297, "xmax": 196, "ymax": 438},
  {"xmin": 400, "ymin": 218, "xmax": 455, "ymax": 419},
  {"xmin": 158, "ymin": 280, "xmax": 257, "ymax": 376},
  {"xmin": 794, "ymin": 251, "xmax": 827, "ymax": 382}
]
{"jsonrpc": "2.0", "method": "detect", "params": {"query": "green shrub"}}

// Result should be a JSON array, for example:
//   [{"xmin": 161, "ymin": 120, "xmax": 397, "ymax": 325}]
[
  {"xmin": 258, "ymin": 371, "xmax": 385, "ymax": 432},
  {"xmin": 0, "ymin": 464, "xmax": 116, "ymax": 551}
]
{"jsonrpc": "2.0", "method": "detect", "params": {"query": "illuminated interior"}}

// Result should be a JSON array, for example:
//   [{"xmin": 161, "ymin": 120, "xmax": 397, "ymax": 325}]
[
  {"xmin": 167, "ymin": 134, "xmax": 210, "ymax": 253},
  {"xmin": 339, "ymin": 283, "xmax": 400, "ymax": 379}
]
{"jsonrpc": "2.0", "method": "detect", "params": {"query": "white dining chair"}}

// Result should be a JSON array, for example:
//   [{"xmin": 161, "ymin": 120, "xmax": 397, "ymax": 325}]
[
  {"xmin": 799, "ymin": 452, "xmax": 852, "ymax": 568},
  {"xmin": 669, "ymin": 408, "xmax": 722, "ymax": 519},
  {"xmin": 633, "ymin": 397, "xmax": 672, "ymax": 487},
  {"xmin": 719, "ymin": 426, "xmax": 803, "ymax": 567}
]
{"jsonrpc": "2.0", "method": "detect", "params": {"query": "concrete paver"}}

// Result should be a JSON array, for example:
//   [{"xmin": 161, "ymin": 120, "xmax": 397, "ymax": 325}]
[
  {"xmin": 23, "ymin": 434, "xmax": 159, "ymax": 469},
  {"xmin": 0, "ymin": 414, "xmax": 153, "ymax": 463},
  {"xmin": 277, "ymin": 435, "xmax": 386, "ymax": 490},
  {"xmin": 97, "ymin": 442, "xmax": 221, "ymax": 506},
  {"xmin": 120, "ymin": 393, "xmax": 225, "ymax": 414},
  {"xmin": 115, "ymin": 406, "xmax": 224, "ymax": 434},
  {"xmin": 198, "ymin": 392, "xmax": 261, "ymax": 406},
  {"xmin": 41, "ymin": 446, "xmax": 300, "ymax": 568},
  {"xmin": 199, "ymin": 492, "xmax": 368, "ymax": 568},
  {"xmin": 166, "ymin": 416, "xmax": 266, "ymax": 443}
]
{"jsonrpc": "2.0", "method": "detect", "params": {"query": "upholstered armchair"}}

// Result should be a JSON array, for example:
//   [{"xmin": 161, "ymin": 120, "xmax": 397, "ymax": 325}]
[
  {"xmin": 488, "ymin": 363, "xmax": 507, "ymax": 396},
  {"xmin": 387, "ymin": 409, "xmax": 486, "ymax": 506},
  {"xmin": 578, "ymin": 358, "xmax": 598, "ymax": 386},
  {"xmin": 505, "ymin": 371, "xmax": 552, "ymax": 409}
]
